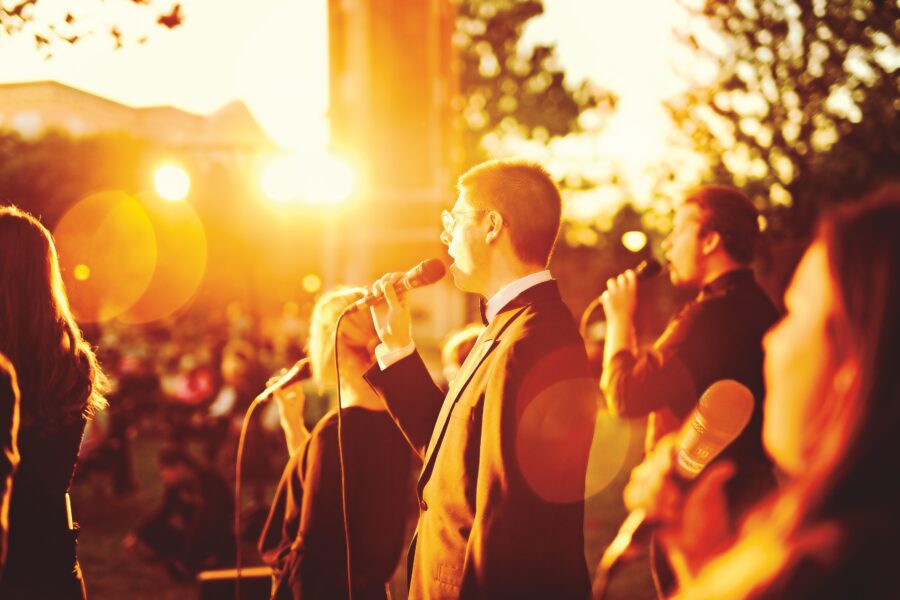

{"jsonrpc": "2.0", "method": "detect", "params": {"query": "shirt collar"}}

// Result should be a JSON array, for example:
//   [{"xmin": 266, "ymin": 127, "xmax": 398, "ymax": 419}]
[
  {"xmin": 700, "ymin": 267, "xmax": 754, "ymax": 298},
  {"xmin": 484, "ymin": 270, "xmax": 553, "ymax": 324}
]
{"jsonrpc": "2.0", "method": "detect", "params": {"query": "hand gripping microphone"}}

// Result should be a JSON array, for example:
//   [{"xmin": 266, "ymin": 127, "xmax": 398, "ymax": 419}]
[
  {"xmin": 345, "ymin": 258, "xmax": 447, "ymax": 313},
  {"xmin": 591, "ymin": 379, "xmax": 755, "ymax": 599},
  {"xmin": 579, "ymin": 258, "xmax": 663, "ymax": 338},
  {"xmin": 254, "ymin": 358, "xmax": 312, "ymax": 402}
]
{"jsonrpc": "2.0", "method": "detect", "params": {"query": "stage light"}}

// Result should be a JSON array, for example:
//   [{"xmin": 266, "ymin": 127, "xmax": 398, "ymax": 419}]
[
  {"xmin": 303, "ymin": 151, "xmax": 356, "ymax": 205},
  {"xmin": 154, "ymin": 164, "xmax": 191, "ymax": 201},
  {"xmin": 621, "ymin": 230, "xmax": 648, "ymax": 253},
  {"xmin": 261, "ymin": 151, "xmax": 357, "ymax": 206},
  {"xmin": 261, "ymin": 155, "xmax": 303, "ymax": 204}
]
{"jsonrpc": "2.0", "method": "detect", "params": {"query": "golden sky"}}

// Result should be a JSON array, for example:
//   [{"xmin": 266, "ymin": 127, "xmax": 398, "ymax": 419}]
[{"xmin": 2, "ymin": 0, "xmax": 701, "ymax": 195}]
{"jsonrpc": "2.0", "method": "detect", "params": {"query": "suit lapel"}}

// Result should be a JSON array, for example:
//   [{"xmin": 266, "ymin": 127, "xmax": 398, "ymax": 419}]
[{"xmin": 418, "ymin": 304, "xmax": 529, "ymax": 490}]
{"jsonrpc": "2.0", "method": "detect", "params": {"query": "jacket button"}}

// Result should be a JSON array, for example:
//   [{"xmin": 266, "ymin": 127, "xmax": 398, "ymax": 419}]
[{"xmin": 419, "ymin": 499, "xmax": 428, "ymax": 511}]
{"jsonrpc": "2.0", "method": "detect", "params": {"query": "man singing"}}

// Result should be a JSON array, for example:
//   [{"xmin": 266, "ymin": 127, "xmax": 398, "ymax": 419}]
[
  {"xmin": 365, "ymin": 159, "xmax": 598, "ymax": 599},
  {"xmin": 601, "ymin": 185, "xmax": 779, "ymax": 594}
]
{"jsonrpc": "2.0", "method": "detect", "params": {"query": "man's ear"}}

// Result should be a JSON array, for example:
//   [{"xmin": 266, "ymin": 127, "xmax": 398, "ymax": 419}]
[
  {"xmin": 485, "ymin": 210, "xmax": 504, "ymax": 244},
  {"xmin": 700, "ymin": 230, "xmax": 721, "ymax": 256}
]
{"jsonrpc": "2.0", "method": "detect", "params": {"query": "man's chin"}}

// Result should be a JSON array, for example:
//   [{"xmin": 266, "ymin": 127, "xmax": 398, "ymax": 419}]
[{"xmin": 449, "ymin": 263, "xmax": 473, "ymax": 293}]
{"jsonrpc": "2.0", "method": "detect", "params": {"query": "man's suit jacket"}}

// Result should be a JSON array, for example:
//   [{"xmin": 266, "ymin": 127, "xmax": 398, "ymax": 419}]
[{"xmin": 365, "ymin": 281, "xmax": 598, "ymax": 599}]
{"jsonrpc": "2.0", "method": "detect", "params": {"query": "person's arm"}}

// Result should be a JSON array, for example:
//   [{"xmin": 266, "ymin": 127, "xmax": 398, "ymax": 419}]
[
  {"xmin": 601, "ymin": 283, "xmax": 700, "ymax": 418},
  {"xmin": 462, "ymin": 326, "xmax": 599, "ymax": 597},
  {"xmin": 364, "ymin": 272, "xmax": 444, "ymax": 457},
  {"xmin": 272, "ymin": 381, "xmax": 309, "ymax": 457},
  {"xmin": 0, "ymin": 359, "xmax": 19, "ymax": 574},
  {"xmin": 600, "ymin": 269, "xmax": 639, "ymax": 392},
  {"xmin": 622, "ymin": 435, "xmax": 737, "ymax": 586}
]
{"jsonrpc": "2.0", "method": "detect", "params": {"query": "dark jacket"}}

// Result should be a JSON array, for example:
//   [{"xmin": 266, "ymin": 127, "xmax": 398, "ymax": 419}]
[{"xmin": 366, "ymin": 281, "xmax": 598, "ymax": 600}]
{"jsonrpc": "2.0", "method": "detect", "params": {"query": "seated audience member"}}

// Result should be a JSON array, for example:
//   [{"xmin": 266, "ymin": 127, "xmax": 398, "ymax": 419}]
[
  {"xmin": 624, "ymin": 189, "xmax": 900, "ymax": 598},
  {"xmin": 258, "ymin": 287, "xmax": 413, "ymax": 600},
  {"xmin": 128, "ymin": 445, "xmax": 234, "ymax": 579}
]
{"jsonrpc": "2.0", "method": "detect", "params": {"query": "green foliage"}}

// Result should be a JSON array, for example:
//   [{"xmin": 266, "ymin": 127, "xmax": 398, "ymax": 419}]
[
  {"xmin": 0, "ymin": 129, "xmax": 147, "ymax": 226},
  {"xmin": 452, "ymin": 0, "xmax": 615, "ymax": 170},
  {"xmin": 668, "ymin": 0, "xmax": 900, "ymax": 237}
]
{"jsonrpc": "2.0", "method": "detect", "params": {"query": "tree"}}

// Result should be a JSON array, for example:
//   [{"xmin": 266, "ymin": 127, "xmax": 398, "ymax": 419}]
[
  {"xmin": 1, "ymin": 0, "xmax": 183, "ymax": 55},
  {"xmin": 452, "ymin": 0, "xmax": 616, "ymax": 170},
  {"xmin": 666, "ymin": 0, "xmax": 899, "ymax": 237}
]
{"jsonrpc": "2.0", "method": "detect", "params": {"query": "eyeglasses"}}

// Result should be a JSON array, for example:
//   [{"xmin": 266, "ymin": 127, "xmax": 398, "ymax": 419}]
[{"xmin": 441, "ymin": 209, "xmax": 488, "ymax": 235}]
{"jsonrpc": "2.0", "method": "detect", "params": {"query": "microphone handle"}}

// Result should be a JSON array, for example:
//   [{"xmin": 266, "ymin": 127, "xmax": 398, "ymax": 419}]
[
  {"xmin": 592, "ymin": 509, "xmax": 651, "ymax": 599},
  {"xmin": 346, "ymin": 277, "xmax": 413, "ymax": 313}
]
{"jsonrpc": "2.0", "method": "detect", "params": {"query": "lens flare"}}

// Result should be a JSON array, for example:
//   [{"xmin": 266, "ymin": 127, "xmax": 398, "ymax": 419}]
[
  {"xmin": 55, "ymin": 192, "xmax": 157, "ymax": 323},
  {"xmin": 118, "ymin": 195, "xmax": 208, "ymax": 324}
]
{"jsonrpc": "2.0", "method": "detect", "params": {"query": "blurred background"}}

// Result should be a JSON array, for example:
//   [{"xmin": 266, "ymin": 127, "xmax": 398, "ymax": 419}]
[{"xmin": 0, "ymin": 0, "xmax": 897, "ymax": 598}]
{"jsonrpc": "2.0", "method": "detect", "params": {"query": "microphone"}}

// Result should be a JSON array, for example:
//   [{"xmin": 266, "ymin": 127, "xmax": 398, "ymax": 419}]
[
  {"xmin": 254, "ymin": 358, "xmax": 312, "ymax": 402},
  {"xmin": 345, "ymin": 258, "xmax": 447, "ymax": 313},
  {"xmin": 633, "ymin": 258, "xmax": 663, "ymax": 283},
  {"xmin": 673, "ymin": 379, "xmax": 754, "ymax": 480},
  {"xmin": 591, "ymin": 380, "xmax": 754, "ymax": 598},
  {"xmin": 579, "ymin": 258, "xmax": 663, "ymax": 338}
]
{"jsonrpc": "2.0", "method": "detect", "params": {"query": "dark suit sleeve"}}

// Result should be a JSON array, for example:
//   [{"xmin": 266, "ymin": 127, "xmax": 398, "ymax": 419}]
[
  {"xmin": 603, "ymin": 305, "xmax": 701, "ymax": 418},
  {"xmin": 364, "ymin": 352, "xmax": 444, "ymax": 459},
  {"xmin": 0, "ymin": 360, "xmax": 20, "ymax": 574},
  {"xmin": 463, "ymin": 322, "xmax": 598, "ymax": 598}
]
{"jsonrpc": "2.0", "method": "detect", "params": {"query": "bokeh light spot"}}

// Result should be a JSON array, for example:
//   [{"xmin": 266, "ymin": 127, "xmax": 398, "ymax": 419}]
[
  {"xmin": 73, "ymin": 264, "xmax": 91, "ymax": 281},
  {"xmin": 621, "ymin": 230, "xmax": 648, "ymax": 253},
  {"xmin": 302, "ymin": 273, "xmax": 322, "ymax": 294},
  {"xmin": 154, "ymin": 164, "xmax": 191, "ymax": 201}
]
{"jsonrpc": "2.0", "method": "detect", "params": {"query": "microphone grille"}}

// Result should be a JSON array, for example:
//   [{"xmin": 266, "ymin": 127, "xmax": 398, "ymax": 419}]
[
  {"xmin": 635, "ymin": 258, "xmax": 663, "ymax": 282},
  {"xmin": 674, "ymin": 379, "xmax": 755, "ymax": 480},
  {"xmin": 696, "ymin": 379, "xmax": 755, "ymax": 438},
  {"xmin": 416, "ymin": 258, "xmax": 447, "ymax": 285}
]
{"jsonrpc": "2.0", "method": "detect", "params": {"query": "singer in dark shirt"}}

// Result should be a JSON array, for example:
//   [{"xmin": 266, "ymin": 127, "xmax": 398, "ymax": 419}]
[
  {"xmin": 600, "ymin": 186, "xmax": 779, "ymax": 593},
  {"xmin": 259, "ymin": 287, "xmax": 413, "ymax": 600}
]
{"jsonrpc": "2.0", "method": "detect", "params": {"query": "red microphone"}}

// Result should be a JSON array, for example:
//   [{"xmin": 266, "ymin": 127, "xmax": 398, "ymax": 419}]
[{"xmin": 345, "ymin": 258, "xmax": 447, "ymax": 313}]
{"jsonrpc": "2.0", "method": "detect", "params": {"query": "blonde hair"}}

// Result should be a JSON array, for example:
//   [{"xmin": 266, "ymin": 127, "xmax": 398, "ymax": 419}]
[{"xmin": 306, "ymin": 286, "xmax": 371, "ymax": 386}]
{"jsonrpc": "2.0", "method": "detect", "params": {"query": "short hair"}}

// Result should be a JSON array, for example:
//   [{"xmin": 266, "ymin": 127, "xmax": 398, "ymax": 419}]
[
  {"xmin": 683, "ymin": 185, "xmax": 760, "ymax": 265},
  {"xmin": 457, "ymin": 159, "xmax": 562, "ymax": 266}
]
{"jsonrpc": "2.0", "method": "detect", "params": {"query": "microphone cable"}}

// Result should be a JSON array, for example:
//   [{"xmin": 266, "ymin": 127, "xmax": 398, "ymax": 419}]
[
  {"xmin": 234, "ymin": 390, "xmax": 266, "ymax": 600},
  {"xmin": 334, "ymin": 307, "xmax": 355, "ymax": 600},
  {"xmin": 233, "ymin": 312, "xmax": 356, "ymax": 600}
]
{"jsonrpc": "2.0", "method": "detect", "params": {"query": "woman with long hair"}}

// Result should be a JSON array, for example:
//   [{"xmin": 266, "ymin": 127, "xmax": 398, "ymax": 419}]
[
  {"xmin": 258, "ymin": 287, "xmax": 413, "ymax": 600},
  {"xmin": 622, "ymin": 188, "xmax": 900, "ymax": 598},
  {"xmin": 0, "ymin": 206, "xmax": 107, "ymax": 598}
]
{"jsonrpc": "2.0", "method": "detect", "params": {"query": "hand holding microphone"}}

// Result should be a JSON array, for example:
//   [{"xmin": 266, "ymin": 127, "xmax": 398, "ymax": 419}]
[
  {"xmin": 599, "ymin": 258, "xmax": 663, "ymax": 324},
  {"xmin": 592, "ymin": 380, "xmax": 753, "ymax": 598},
  {"xmin": 360, "ymin": 259, "xmax": 447, "ymax": 354}
]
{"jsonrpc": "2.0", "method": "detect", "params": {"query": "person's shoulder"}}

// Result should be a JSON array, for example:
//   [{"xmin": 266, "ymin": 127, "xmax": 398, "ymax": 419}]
[{"xmin": 310, "ymin": 409, "xmax": 340, "ymax": 439}]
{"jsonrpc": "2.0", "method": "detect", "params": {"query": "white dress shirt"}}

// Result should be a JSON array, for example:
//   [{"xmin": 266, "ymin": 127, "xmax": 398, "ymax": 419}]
[{"xmin": 375, "ymin": 269, "xmax": 554, "ymax": 370}]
